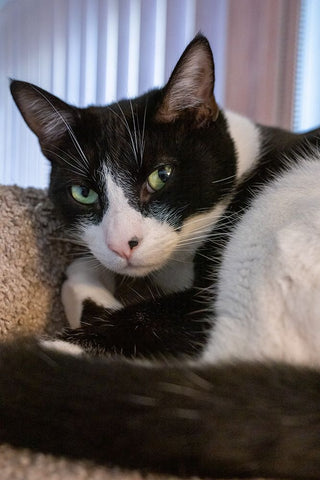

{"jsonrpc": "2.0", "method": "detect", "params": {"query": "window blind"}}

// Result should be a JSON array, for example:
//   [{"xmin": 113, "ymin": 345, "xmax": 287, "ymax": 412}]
[
  {"xmin": 1, "ymin": 0, "xmax": 315, "ymax": 188},
  {"xmin": 0, "ymin": 0, "xmax": 228, "ymax": 187},
  {"xmin": 294, "ymin": 0, "xmax": 320, "ymax": 131}
]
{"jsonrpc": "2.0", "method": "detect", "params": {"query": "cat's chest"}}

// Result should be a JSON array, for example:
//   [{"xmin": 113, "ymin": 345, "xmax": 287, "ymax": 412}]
[
  {"xmin": 113, "ymin": 259, "xmax": 194, "ymax": 305},
  {"xmin": 152, "ymin": 259, "xmax": 195, "ymax": 293}
]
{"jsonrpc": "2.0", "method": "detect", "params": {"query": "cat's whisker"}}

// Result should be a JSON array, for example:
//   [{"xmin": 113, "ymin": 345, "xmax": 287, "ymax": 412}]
[
  {"xmin": 179, "ymin": 204, "xmax": 242, "ymax": 229},
  {"xmin": 140, "ymin": 101, "xmax": 148, "ymax": 163},
  {"xmin": 177, "ymin": 229, "xmax": 221, "ymax": 244},
  {"xmin": 182, "ymin": 225, "xmax": 227, "ymax": 239},
  {"xmin": 53, "ymin": 145, "xmax": 89, "ymax": 170},
  {"xmin": 180, "ymin": 227, "xmax": 220, "ymax": 237},
  {"xmin": 43, "ymin": 149, "xmax": 88, "ymax": 178},
  {"xmin": 127, "ymin": 286, "xmax": 146, "ymax": 302},
  {"xmin": 107, "ymin": 105, "xmax": 137, "ymax": 163},
  {"xmin": 53, "ymin": 145, "xmax": 90, "ymax": 173},
  {"xmin": 67, "ymin": 130, "xmax": 90, "ymax": 172},
  {"xmin": 186, "ymin": 307, "xmax": 211, "ymax": 316},
  {"xmin": 197, "ymin": 252, "xmax": 214, "ymax": 262},
  {"xmin": 30, "ymin": 85, "xmax": 90, "ymax": 172},
  {"xmin": 47, "ymin": 236, "xmax": 86, "ymax": 246},
  {"xmin": 146, "ymin": 283, "xmax": 160, "ymax": 301},
  {"xmin": 129, "ymin": 100, "xmax": 140, "ymax": 167},
  {"xmin": 211, "ymin": 174, "xmax": 237, "ymax": 185},
  {"xmin": 177, "ymin": 233, "xmax": 224, "ymax": 246},
  {"xmin": 181, "ymin": 215, "xmax": 219, "ymax": 227},
  {"xmin": 114, "ymin": 103, "xmax": 139, "ymax": 165}
]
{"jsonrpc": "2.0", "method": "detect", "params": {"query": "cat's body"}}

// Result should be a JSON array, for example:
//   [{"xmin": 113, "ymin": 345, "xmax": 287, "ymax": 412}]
[
  {"xmin": 204, "ymin": 155, "xmax": 320, "ymax": 367},
  {"xmin": 3, "ymin": 35, "xmax": 320, "ymax": 477}
]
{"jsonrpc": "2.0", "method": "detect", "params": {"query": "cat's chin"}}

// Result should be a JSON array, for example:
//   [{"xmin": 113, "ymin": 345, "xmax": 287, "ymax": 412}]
[
  {"xmin": 110, "ymin": 261, "xmax": 165, "ymax": 278},
  {"xmin": 119, "ymin": 264, "xmax": 159, "ymax": 277},
  {"xmin": 94, "ymin": 255, "xmax": 165, "ymax": 278}
]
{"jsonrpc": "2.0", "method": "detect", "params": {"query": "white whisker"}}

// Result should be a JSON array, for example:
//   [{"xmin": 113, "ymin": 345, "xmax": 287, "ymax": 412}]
[
  {"xmin": 30, "ymin": 85, "xmax": 90, "ymax": 172},
  {"xmin": 140, "ymin": 101, "xmax": 148, "ymax": 162},
  {"xmin": 43, "ymin": 148, "xmax": 88, "ymax": 178},
  {"xmin": 129, "ymin": 100, "xmax": 139, "ymax": 166}
]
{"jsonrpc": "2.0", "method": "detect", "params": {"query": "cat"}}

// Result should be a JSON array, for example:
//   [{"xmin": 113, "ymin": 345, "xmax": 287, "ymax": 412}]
[
  {"xmin": 9, "ymin": 34, "xmax": 320, "ymax": 359},
  {"xmin": 3, "ymin": 158, "xmax": 320, "ymax": 478},
  {"xmin": 2, "ymin": 34, "xmax": 320, "ymax": 478}
]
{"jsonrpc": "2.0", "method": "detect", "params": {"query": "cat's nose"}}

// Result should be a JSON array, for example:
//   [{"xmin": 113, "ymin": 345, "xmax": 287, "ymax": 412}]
[
  {"xmin": 108, "ymin": 237, "xmax": 140, "ymax": 260},
  {"xmin": 128, "ymin": 237, "xmax": 139, "ymax": 249}
]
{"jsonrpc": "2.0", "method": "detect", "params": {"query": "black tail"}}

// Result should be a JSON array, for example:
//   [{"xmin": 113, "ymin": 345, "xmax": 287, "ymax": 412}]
[{"xmin": 0, "ymin": 340, "xmax": 320, "ymax": 479}]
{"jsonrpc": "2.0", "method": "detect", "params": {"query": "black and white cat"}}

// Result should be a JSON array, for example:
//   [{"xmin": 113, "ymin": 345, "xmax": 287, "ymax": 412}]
[
  {"xmin": 9, "ymin": 34, "xmax": 320, "ymax": 359},
  {"xmin": 2, "ymin": 35, "xmax": 320, "ymax": 478}
]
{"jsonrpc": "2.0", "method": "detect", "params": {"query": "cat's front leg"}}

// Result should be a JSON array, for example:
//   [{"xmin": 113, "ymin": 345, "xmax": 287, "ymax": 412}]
[
  {"xmin": 62, "ymin": 257, "xmax": 123, "ymax": 328},
  {"xmin": 59, "ymin": 288, "xmax": 212, "ymax": 359}
]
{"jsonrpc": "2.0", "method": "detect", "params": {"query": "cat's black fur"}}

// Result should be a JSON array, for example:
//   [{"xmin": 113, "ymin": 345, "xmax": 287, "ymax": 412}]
[
  {"xmin": 4, "ymin": 35, "xmax": 320, "ymax": 477},
  {"xmin": 1, "ymin": 339, "xmax": 320, "ymax": 479}
]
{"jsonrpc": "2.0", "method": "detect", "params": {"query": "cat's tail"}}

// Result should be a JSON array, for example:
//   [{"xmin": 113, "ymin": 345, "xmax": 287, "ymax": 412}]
[{"xmin": 0, "ymin": 339, "xmax": 319, "ymax": 479}]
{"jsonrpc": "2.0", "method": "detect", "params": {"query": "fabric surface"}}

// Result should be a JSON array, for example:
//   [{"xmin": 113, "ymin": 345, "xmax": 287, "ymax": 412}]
[{"xmin": 0, "ymin": 185, "xmax": 71, "ymax": 337}]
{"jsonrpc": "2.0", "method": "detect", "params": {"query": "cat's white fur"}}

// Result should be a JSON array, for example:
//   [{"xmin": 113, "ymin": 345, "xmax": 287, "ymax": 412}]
[
  {"xmin": 41, "ymin": 339, "xmax": 85, "ymax": 356},
  {"xmin": 225, "ymin": 110, "xmax": 261, "ymax": 179},
  {"xmin": 62, "ymin": 257, "xmax": 123, "ymax": 328},
  {"xmin": 203, "ymin": 156, "xmax": 320, "ymax": 367},
  {"xmin": 62, "ymin": 113, "xmax": 260, "ymax": 329}
]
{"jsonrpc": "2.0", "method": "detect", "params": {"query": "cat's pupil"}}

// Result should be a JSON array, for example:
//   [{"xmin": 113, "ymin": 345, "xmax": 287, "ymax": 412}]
[
  {"xmin": 158, "ymin": 168, "xmax": 170, "ymax": 183},
  {"xmin": 81, "ymin": 186, "xmax": 89, "ymax": 198}
]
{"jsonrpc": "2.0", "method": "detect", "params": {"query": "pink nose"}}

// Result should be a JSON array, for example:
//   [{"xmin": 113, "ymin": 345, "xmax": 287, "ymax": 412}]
[{"xmin": 108, "ymin": 237, "xmax": 140, "ymax": 260}]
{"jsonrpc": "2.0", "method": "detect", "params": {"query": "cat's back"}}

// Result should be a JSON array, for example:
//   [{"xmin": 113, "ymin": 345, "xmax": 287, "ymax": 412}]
[{"xmin": 203, "ymin": 156, "xmax": 320, "ymax": 366}]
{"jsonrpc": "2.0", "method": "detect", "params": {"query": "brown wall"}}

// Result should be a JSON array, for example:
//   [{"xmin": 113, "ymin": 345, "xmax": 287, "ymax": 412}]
[{"xmin": 225, "ymin": 0, "xmax": 301, "ymax": 129}]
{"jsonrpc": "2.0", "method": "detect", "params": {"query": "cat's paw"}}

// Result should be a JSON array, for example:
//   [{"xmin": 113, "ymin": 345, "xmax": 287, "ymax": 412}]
[
  {"xmin": 40, "ymin": 339, "xmax": 85, "ymax": 356},
  {"xmin": 62, "ymin": 257, "xmax": 123, "ymax": 328}
]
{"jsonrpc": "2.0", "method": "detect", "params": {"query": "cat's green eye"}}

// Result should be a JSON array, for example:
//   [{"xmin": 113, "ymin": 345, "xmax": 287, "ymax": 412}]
[
  {"xmin": 70, "ymin": 185, "xmax": 99, "ymax": 205},
  {"xmin": 147, "ymin": 165, "xmax": 173, "ymax": 192}
]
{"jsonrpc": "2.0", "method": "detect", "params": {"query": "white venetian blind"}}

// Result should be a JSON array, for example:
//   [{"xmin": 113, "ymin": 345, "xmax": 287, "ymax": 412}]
[
  {"xmin": 294, "ymin": 0, "xmax": 320, "ymax": 131},
  {"xmin": 0, "ymin": 0, "xmax": 228, "ymax": 187}
]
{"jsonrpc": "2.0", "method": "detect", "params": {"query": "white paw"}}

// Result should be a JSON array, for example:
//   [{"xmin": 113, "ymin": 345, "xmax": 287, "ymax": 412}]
[
  {"xmin": 40, "ymin": 339, "xmax": 84, "ymax": 356},
  {"xmin": 62, "ymin": 257, "xmax": 123, "ymax": 328}
]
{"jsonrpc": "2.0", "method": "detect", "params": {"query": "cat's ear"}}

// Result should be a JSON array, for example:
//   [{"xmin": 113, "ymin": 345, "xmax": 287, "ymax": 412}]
[
  {"xmin": 10, "ymin": 80, "xmax": 78, "ymax": 144},
  {"xmin": 156, "ymin": 34, "xmax": 219, "ymax": 126}
]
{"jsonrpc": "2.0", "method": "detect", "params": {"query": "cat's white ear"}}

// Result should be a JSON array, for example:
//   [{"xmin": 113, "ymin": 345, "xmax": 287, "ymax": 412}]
[
  {"xmin": 156, "ymin": 34, "xmax": 219, "ymax": 125},
  {"xmin": 10, "ymin": 80, "xmax": 77, "ymax": 143}
]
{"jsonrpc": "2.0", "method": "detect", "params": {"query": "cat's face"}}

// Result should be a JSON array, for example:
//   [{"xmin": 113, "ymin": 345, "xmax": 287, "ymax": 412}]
[{"xmin": 10, "ymin": 35, "xmax": 236, "ymax": 277}]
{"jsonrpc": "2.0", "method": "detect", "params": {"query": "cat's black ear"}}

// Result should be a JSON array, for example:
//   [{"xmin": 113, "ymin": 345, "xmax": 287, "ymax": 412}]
[
  {"xmin": 156, "ymin": 34, "xmax": 219, "ymax": 126},
  {"xmin": 10, "ymin": 80, "xmax": 78, "ymax": 143}
]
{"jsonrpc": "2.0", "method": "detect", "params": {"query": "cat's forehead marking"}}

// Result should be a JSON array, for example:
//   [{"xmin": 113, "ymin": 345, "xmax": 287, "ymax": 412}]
[
  {"xmin": 102, "ymin": 164, "xmax": 133, "ymax": 207},
  {"xmin": 105, "ymin": 170, "xmax": 129, "ymax": 209}
]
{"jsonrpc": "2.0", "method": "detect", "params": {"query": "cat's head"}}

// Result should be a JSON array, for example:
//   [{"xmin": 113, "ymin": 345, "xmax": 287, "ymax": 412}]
[{"xmin": 10, "ymin": 34, "xmax": 236, "ymax": 277}]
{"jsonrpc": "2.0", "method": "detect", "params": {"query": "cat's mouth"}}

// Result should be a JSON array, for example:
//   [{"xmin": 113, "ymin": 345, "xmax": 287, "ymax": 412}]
[
  {"xmin": 105, "ymin": 253, "xmax": 169, "ymax": 277},
  {"xmin": 121, "ymin": 259, "xmax": 165, "ymax": 277},
  {"xmin": 89, "ymin": 244, "xmax": 169, "ymax": 277}
]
